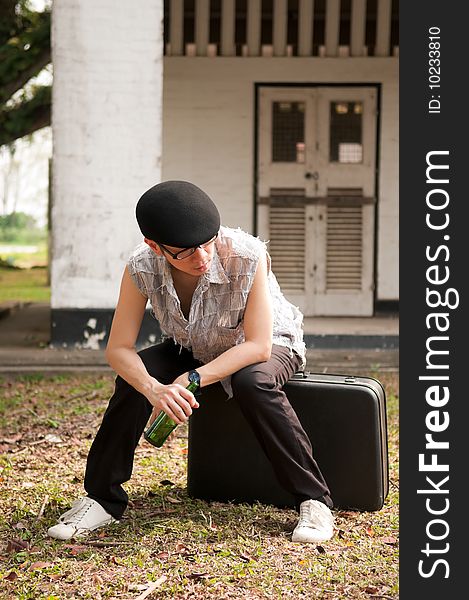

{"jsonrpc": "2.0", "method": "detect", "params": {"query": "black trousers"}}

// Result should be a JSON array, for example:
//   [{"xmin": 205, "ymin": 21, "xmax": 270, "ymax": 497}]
[{"xmin": 84, "ymin": 340, "xmax": 332, "ymax": 519}]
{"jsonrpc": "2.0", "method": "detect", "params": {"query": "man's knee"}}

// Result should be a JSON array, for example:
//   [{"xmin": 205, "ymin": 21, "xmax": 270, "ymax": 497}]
[
  {"xmin": 115, "ymin": 374, "xmax": 131, "ymax": 391},
  {"xmin": 113, "ymin": 375, "xmax": 150, "ymax": 410},
  {"xmin": 136, "ymin": 342, "xmax": 185, "ymax": 383},
  {"xmin": 231, "ymin": 365, "xmax": 274, "ymax": 399},
  {"xmin": 136, "ymin": 345, "xmax": 159, "ymax": 372}
]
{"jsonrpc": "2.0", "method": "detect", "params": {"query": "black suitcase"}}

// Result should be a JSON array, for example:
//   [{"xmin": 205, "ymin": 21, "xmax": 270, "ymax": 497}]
[{"xmin": 187, "ymin": 371, "xmax": 389, "ymax": 511}]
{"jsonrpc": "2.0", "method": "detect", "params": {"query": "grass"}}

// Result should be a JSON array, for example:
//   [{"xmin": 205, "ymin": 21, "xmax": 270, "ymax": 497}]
[
  {"xmin": 0, "ymin": 266, "xmax": 50, "ymax": 303},
  {"xmin": 0, "ymin": 372, "xmax": 399, "ymax": 599}
]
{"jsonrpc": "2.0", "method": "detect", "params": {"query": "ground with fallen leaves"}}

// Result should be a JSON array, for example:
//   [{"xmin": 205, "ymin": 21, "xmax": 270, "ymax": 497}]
[{"xmin": 0, "ymin": 371, "xmax": 399, "ymax": 599}]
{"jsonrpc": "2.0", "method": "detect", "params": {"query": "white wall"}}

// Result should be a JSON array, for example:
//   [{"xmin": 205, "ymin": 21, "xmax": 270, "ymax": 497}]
[
  {"xmin": 162, "ymin": 57, "xmax": 399, "ymax": 302},
  {"xmin": 51, "ymin": 0, "xmax": 164, "ymax": 309}
]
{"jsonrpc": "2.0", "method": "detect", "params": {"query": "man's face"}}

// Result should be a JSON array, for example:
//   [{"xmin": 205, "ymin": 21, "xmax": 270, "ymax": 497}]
[{"xmin": 145, "ymin": 236, "xmax": 217, "ymax": 278}]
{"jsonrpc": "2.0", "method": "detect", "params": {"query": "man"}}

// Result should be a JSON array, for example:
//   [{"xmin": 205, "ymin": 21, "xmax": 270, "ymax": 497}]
[{"xmin": 47, "ymin": 180, "xmax": 334, "ymax": 543}]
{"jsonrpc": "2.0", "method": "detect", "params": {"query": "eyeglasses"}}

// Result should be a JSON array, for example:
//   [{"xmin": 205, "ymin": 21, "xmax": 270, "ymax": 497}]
[{"xmin": 157, "ymin": 233, "xmax": 218, "ymax": 260}]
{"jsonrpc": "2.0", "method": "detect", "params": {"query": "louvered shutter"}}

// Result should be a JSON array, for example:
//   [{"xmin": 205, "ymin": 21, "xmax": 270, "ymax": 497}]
[
  {"xmin": 326, "ymin": 205, "xmax": 363, "ymax": 291},
  {"xmin": 269, "ymin": 203, "xmax": 305, "ymax": 291},
  {"xmin": 265, "ymin": 197, "xmax": 373, "ymax": 316},
  {"xmin": 313, "ymin": 199, "xmax": 374, "ymax": 315}
]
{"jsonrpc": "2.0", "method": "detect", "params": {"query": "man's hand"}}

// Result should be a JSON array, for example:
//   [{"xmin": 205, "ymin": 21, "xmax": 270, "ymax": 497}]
[
  {"xmin": 146, "ymin": 377, "xmax": 199, "ymax": 426},
  {"xmin": 146, "ymin": 375, "xmax": 200, "ymax": 426}
]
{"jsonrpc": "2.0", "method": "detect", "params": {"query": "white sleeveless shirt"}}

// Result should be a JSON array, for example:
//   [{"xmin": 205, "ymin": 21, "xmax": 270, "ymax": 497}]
[{"xmin": 127, "ymin": 226, "xmax": 306, "ymax": 396}]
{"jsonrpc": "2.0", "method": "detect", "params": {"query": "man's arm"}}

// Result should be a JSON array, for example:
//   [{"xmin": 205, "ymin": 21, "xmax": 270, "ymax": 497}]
[{"xmin": 105, "ymin": 266, "xmax": 198, "ymax": 424}]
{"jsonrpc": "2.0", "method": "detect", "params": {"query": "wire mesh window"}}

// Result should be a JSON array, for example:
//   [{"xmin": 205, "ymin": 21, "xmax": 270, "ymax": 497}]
[
  {"xmin": 272, "ymin": 102, "xmax": 305, "ymax": 163},
  {"xmin": 329, "ymin": 101, "xmax": 363, "ymax": 163}
]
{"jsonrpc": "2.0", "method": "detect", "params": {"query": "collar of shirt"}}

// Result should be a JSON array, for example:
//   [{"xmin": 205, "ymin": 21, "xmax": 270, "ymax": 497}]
[{"xmin": 205, "ymin": 248, "xmax": 230, "ymax": 284}]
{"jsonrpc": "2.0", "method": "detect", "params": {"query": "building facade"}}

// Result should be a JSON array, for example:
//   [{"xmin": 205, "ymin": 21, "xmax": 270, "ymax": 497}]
[{"xmin": 51, "ymin": 0, "xmax": 398, "ymax": 346}]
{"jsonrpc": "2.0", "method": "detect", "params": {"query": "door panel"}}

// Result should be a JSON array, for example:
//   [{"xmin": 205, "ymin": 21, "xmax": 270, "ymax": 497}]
[
  {"xmin": 257, "ymin": 86, "xmax": 377, "ymax": 316},
  {"xmin": 258, "ymin": 89, "xmax": 316, "ymax": 198},
  {"xmin": 316, "ymin": 88, "xmax": 377, "ymax": 197}
]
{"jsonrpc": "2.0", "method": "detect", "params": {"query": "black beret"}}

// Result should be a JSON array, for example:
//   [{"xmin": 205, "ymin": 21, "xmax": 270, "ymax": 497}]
[{"xmin": 135, "ymin": 180, "xmax": 221, "ymax": 247}]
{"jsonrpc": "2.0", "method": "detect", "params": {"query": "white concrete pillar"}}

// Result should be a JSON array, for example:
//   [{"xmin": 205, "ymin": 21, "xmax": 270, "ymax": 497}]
[
  {"xmin": 298, "ymin": 0, "xmax": 314, "ymax": 57},
  {"xmin": 169, "ymin": 0, "xmax": 184, "ymax": 56},
  {"xmin": 247, "ymin": 0, "xmax": 261, "ymax": 56},
  {"xmin": 325, "ymin": 0, "xmax": 340, "ymax": 57},
  {"xmin": 221, "ymin": 0, "xmax": 236, "ymax": 56},
  {"xmin": 51, "ymin": 0, "xmax": 164, "ymax": 312},
  {"xmin": 195, "ymin": 0, "xmax": 210, "ymax": 56},
  {"xmin": 375, "ymin": 0, "xmax": 392, "ymax": 57},
  {"xmin": 273, "ymin": 0, "xmax": 288, "ymax": 57},
  {"xmin": 350, "ymin": 0, "xmax": 367, "ymax": 57}
]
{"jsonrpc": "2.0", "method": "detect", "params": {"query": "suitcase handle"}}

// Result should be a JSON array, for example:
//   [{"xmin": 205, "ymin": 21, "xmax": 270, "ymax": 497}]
[
  {"xmin": 291, "ymin": 370, "xmax": 308, "ymax": 380},
  {"xmin": 291, "ymin": 370, "xmax": 358, "ymax": 384}
]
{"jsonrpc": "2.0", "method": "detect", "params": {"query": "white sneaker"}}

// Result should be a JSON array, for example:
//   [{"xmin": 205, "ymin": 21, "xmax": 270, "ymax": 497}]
[
  {"xmin": 47, "ymin": 497, "xmax": 117, "ymax": 540},
  {"xmin": 291, "ymin": 499, "xmax": 334, "ymax": 543}
]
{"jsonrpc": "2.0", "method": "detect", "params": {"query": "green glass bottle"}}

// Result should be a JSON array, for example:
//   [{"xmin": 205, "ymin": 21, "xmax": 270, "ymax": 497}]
[{"xmin": 144, "ymin": 370, "xmax": 200, "ymax": 448}]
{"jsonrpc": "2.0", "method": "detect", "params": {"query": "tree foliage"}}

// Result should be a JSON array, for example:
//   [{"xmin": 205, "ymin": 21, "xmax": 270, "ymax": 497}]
[
  {"xmin": 0, "ymin": 210, "xmax": 44, "ymax": 242},
  {"xmin": 0, "ymin": 0, "xmax": 51, "ymax": 147}
]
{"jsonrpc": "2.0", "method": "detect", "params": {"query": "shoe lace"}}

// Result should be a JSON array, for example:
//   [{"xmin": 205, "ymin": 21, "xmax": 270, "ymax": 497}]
[
  {"xmin": 297, "ymin": 501, "xmax": 328, "ymax": 529},
  {"xmin": 62, "ymin": 499, "xmax": 93, "ymax": 526}
]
